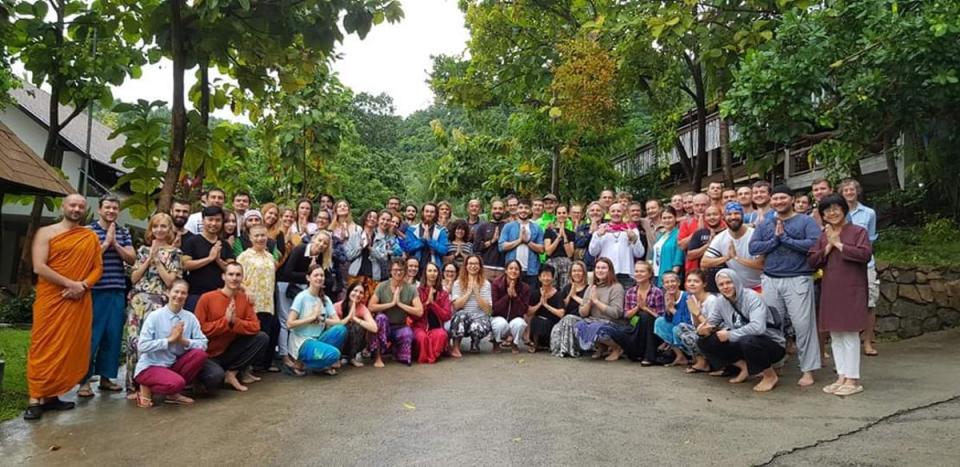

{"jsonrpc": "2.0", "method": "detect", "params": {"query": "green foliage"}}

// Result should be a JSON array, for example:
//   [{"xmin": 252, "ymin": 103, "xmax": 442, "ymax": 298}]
[
  {"xmin": 0, "ymin": 290, "xmax": 32, "ymax": 324},
  {"xmin": 0, "ymin": 329, "xmax": 31, "ymax": 422},
  {"xmin": 876, "ymin": 220, "xmax": 960, "ymax": 267},
  {"xmin": 110, "ymin": 100, "xmax": 169, "ymax": 219}
]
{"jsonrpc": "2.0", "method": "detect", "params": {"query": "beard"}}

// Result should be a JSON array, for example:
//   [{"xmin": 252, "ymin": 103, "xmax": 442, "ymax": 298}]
[
  {"xmin": 173, "ymin": 216, "xmax": 188, "ymax": 228},
  {"xmin": 64, "ymin": 211, "xmax": 85, "ymax": 222},
  {"xmin": 727, "ymin": 219, "xmax": 743, "ymax": 231},
  {"xmin": 492, "ymin": 212, "xmax": 503, "ymax": 221}
]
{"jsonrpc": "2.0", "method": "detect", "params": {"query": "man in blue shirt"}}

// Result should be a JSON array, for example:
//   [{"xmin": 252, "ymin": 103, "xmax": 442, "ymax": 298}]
[
  {"xmin": 79, "ymin": 195, "xmax": 135, "ymax": 398},
  {"xmin": 499, "ymin": 198, "xmax": 545, "ymax": 290},
  {"xmin": 749, "ymin": 185, "xmax": 822, "ymax": 387},
  {"xmin": 840, "ymin": 178, "xmax": 880, "ymax": 356},
  {"xmin": 400, "ymin": 202, "xmax": 448, "ymax": 277}
]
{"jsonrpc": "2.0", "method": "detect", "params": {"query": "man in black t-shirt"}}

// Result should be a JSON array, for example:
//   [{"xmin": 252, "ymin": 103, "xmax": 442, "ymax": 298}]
[
  {"xmin": 474, "ymin": 199, "xmax": 508, "ymax": 282},
  {"xmin": 182, "ymin": 206, "xmax": 235, "ymax": 311},
  {"xmin": 685, "ymin": 206, "xmax": 725, "ymax": 290}
]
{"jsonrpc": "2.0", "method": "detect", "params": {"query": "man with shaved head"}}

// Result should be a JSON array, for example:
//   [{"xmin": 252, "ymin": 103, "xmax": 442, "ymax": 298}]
[
  {"xmin": 679, "ymin": 193, "xmax": 711, "ymax": 251},
  {"xmin": 24, "ymin": 194, "xmax": 104, "ymax": 420}
]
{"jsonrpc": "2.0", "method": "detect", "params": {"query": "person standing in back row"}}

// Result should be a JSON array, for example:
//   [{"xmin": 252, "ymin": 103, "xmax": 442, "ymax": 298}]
[{"xmin": 749, "ymin": 185, "xmax": 822, "ymax": 387}]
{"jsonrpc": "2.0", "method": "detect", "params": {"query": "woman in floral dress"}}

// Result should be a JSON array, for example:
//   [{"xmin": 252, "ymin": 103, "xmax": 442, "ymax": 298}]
[{"xmin": 124, "ymin": 212, "xmax": 183, "ymax": 396}]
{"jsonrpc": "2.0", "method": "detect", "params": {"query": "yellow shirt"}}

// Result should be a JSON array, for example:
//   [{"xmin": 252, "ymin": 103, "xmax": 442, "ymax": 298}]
[{"xmin": 237, "ymin": 248, "xmax": 276, "ymax": 315}]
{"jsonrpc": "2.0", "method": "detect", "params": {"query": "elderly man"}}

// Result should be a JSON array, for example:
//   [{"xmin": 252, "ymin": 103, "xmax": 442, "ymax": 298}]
[
  {"xmin": 587, "ymin": 203, "xmax": 646, "ymax": 288},
  {"xmin": 77, "ymin": 195, "xmax": 135, "ymax": 398},
  {"xmin": 24, "ymin": 194, "xmax": 104, "ymax": 420}
]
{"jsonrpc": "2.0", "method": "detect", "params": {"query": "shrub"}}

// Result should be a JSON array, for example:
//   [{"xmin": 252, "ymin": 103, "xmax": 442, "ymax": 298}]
[{"xmin": 0, "ymin": 291, "xmax": 34, "ymax": 325}]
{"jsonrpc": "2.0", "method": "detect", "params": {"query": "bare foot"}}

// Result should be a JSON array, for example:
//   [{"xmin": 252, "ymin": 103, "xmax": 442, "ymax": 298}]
[
  {"xmin": 670, "ymin": 357, "xmax": 690, "ymax": 367},
  {"xmin": 797, "ymin": 372, "xmax": 815, "ymax": 387},
  {"xmin": 605, "ymin": 347, "xmax": 623, "ymax": 361},
  {"xmin": 224, "ymin": 372, "xmax": 249, "ymax": 392},
  {"xmin": 753, "ymin": 370, "xmax": 779, "ymax": 392},
  {"xmin": 709, "ymin": 369, "xmax": 726, "ymax": 377},
  {"xmin": 240, "ymin": 371, "xmax": 260, "ymax": 384},
  {"xmin": 450, "ymin": 347, "xmax": 462, "ymax": 358},
  {"xmin": 373, "ymin": 358, "xmax": 385, "ymax": 368},
  {"xmin": 729, "ymin": 362, "xmax": 749, "ymax": 384}
]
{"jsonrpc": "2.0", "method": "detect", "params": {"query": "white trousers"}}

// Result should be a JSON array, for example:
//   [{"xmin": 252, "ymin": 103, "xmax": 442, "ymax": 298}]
[
  {"xmin": 830, "ymin": 331, "xmax": 861, "ymax": 380},
  {"xmin": 491, "ymin": 317, "xmax": 527, "ymax": 343}
]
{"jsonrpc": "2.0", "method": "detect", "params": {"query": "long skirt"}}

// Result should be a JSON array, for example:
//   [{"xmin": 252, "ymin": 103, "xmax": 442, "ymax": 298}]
[
  {"xmin": 449, "ymin": 310, "xmax": 492, "ymax": 343},
  {"xmin": 575, "ymin": 319, "xmax": 613, "ymax": 352},
  {"xmin": 299, "ymin": 325, "xmax": 347, "ymax": 370},
  {"xmin": 414, "ymin": 327, "xmax": 448, "ymax": 364},
  {"xmin": 546, "ymin": 257, "xmax": 572, "ymax": 291},
  {"xmin": 551, "ymin": 315, "xmax": 582, "ymax": 357},
  {"xmin": 597, "ymin": 314, "xmax": 661, "ymax": 362},
  {"xmin": 125, "ymin": 292, "xmax": 166, "ymax": 392},
  {"xmin": 370, "ymin": 314, "xmax": 414, "ymax": 365}
]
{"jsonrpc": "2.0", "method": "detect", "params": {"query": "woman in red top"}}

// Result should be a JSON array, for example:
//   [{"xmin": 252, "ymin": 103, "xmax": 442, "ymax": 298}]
[{"xmin": 413, "ymin": 262, "xmax": 453, "ymax": 363}]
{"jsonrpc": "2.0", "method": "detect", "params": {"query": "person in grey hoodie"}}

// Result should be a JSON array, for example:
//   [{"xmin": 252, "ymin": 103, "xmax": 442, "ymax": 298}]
[{"xmin": 697, "ymin": 268, "xmax": 785, "ymax": 392}]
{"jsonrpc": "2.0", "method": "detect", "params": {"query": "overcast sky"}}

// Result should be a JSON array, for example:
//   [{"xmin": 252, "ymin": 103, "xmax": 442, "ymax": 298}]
[{"xmin": 106, "ymin": 0, "xmax": 469, "ymax": 119}]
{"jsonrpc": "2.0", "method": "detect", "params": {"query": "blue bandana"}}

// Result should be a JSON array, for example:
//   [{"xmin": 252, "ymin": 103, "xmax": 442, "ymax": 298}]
[{"xmin": 724, "ymin": 201, "xmax": 744, "ymax": 215}]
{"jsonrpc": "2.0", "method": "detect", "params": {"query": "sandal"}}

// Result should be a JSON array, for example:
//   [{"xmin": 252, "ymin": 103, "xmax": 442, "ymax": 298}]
[
  {"xmin": 833, "ymin": 384, "xmax": 864, "ymax": 397},
  {"xmin": 77, "ymin": 386, "xmax": 95, "ymax": 398},
  {"xmin": 136, "ymin": 394, "xmax": 154, "ymax": 408},
  {"xmin": 822, "ymin": 381, "xmax": 844, "ymax": 394},
  {"xmin": 163, "ymin": 394, "xmax": 195, "ymax": 405}
]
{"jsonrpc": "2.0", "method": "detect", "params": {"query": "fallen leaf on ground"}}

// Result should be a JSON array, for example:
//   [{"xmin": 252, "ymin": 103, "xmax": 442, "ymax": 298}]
[
  {"xmin": 403, "ymin": 402, "xmax": 416, "ymax": 410},
  {"xmin": 512, "ymin": 437, "xmax": 522, "ymax": 443},
  {"xmin": 48, "ymin": 446, "xmax": 60, "ymax": 451}
]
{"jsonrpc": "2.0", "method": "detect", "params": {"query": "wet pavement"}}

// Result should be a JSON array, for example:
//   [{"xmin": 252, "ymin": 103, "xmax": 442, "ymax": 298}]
[{"xmin": 2, "ymin": 328, "xmax": 959, "ymax": 466}]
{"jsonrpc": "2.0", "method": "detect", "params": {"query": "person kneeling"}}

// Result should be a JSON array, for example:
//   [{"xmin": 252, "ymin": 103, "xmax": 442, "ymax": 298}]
[
  {"xmin": 697, "ymin": 269, "xmax": 785, "ymax": 392},
  {"xmin": 286, "ymin": 265, "xmax": 349, "ymax": 376},
  {"xmin": 194, "ymin": 263, "xmax": 269, "ymax": 392},
  {"xmin": 134, "ymin": 280, "xmax": 210, "ymax": 407}
]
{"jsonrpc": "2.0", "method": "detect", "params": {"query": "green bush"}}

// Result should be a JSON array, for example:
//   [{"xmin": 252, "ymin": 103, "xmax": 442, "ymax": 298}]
[
  {"xmin": 876, "ymin": 218, "xmax": 960, "ymax": 267},
  {"xmin": 0, "ymin": 291, "xmax": 34, "ymax": 325}
]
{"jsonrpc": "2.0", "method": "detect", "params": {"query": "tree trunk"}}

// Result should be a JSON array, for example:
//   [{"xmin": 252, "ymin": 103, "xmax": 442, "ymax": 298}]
[
  {"xmin": 674, "ymin": 136, "xmax": 693, "ymax": 182},
  {"xmin": 718, "ymin": 90, "xmax": 734, "ymax": 187},
  {"xmin": 193, "ymin": 60, "xmax": 210, "ymax": 198},
  {"xmin": 16, "ymin": 5, "xmax": 67, "ymax": 296},
  {"xmin": 883, "ymin": 132, "xmax": 901, "ymax": 191},
  {"xmin": 691, "ymin": 104, "xmax": 707, "ymax": 192},
  {"xmin": 158, "ymin": 0, "xmax": 187, "ymax": 213},
  {"xmin": 550, "ymin": 145, "xmax": 560, "ymax": 195}
]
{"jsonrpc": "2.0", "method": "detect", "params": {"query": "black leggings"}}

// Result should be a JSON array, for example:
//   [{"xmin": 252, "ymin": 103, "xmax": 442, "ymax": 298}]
[
  {"xmin": 256, "ymin": 313, "xmax": 279, "ymax": 368},
  {"xmin": 698, "ymin": 334, "xmax": 785, "ymax": 375}
]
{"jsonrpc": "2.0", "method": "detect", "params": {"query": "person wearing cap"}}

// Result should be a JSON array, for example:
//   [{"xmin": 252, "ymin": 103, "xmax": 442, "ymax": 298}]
[
  {"xmin": 182, "ymin": 206, "xmax": 236, "ymax": 311},
  {"xmin": 749, "ymin": 184, "xmax": 822, "ymax": 387},
  {"xmin": 535, "ymin": 193, "xmax": 572, "ymax": 232},
  {"xmin": 701, "ymin": 202, "xmax": 764, "ymax": 293},
  {"xmin": 233, "ymin": 209, "xmax": 280, "ymax": 258}
]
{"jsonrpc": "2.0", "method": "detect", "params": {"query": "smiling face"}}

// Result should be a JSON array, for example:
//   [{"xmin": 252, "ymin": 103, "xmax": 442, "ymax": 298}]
[
  {"xmin": 167, "ymin": 281, "xmax": 189, "ymax": 308},
  {"xmin": 506, "ymin": 198, "xmax": 519, "ymax": 216},
  {"xmin": 465, "ymin": 256, "xmax": 482, "ymax": 276},
  {"xmin": 250, "ymin": 226, "xmax": 268, "ymax": 249},
  {"xmin": 771, "ymin": 192, "xmax": 794, "ymax": 214},
  {"xmin": 308, "ymin": 266, "xmax": 325, "ymax": 289},
  {"xmin": 716, "ymin": 274, "xmax": 736, "ymax": 299},
  {"xmin": 203, "ymin": 213, "xmax": 223, "ymax": 235},
  {"xmin": 556, "ymin": 205, "xmax": 569, "ymax": 224},
  {"xmin": 438, "ymin": 203, "xmax": 451, "ymax": 219},
  {"xmin": 280, "ymin": 209, "xmax": 295, "ymax": 228},
  {"xmin": 633, "ymin": 261, "xmax": 651, "ymax": 284},
  {"xmin": 264, "ymin": 207, "xmax": 279, "ymax": 227},
  {"xmin": 594, "ymin": 260, "xmax": 610, "ymax": 281},
  {"xmin": 404, "ymin": 205, "xmax": 418, "ymax": 221},
  {"xmin": 151, "ymin": 215, "xmax": 173, "ymax": 242},
  {"xmin": 682, "ymin": 195, "xmax": 694, "ymax": 215},
  {"xmin": 724, "ymin": 210, "xmax": 743, "ymax": 231},
  {"xmin": 316, "ymin": 211, "xmax": 331, "ymax": 229},
  {"xmin": 662, "ymin": 273, "xmax": 680, "ymax": 294},
  {"xmin": 365, "ymin": 211, "xmax": 378, "ymax": 229},
  {"xmin": 691, "ymin": 195, "xmax": 709, "ymax": 216},
  {"xmin": 98, "ymin": 199, "xmax": 120, "ymax": 224},
  {"xmin": 505, "ymin": 261, "xmax": 521, "ymax": 280},
  {"xmin": 685, "ymin": 273, "xmax": 704, "ymax": 294},
  {"xmin": 539, "ymin": 269, "xmax": 554, "ymax": 287},
  {"xmin": 62, "ymin": 194, "xmax": 87, "ymax": 223},
  {"xmin": 443, "ymin": 264, "xmax": 458, "ymax": 281},
  {"xmin": 349, "ymin": 283, "xmax": 365, "ymax": 302},
  {"xmin": 708, "ymin": 182, "xmax": 723, "ymax": 200},
  {"xmin": 335, "ymin": 201, "xmax": 350, "ymax": 219},
  {"xmin": 570, "ymin": 263, "xmax": 586, "ymax": 284},
  {"xmin": 223, "ymin": 213, "xmax": 237, "ymax": 235},
  {"xmin": 752, "ymin": 186, "xmax": 771, "ymax": 207},
  {"xmin": 645, "ymin": 201, "xmax": 660, "ymax": 220},
  {"xmin": 812, "ymin": 181, "xmax": 833, "ymax": 202},
  {"xmin": 670, "ymin": 194, "xmax": 684, "ymax": 211},
  {"xmin": 660, "ymin": 210, "xmax": 677, "ymax": 230},
  {"xmin": 840, "ymin": 184, "xmax": 859, "ymax": 204},
  {"xmin": 569, "ymin": 204, "xmax": 583, "ymax": 222},
  {"xmin": 516, "ymin": 202, "xmax": 531, "ymax": 221},
  {"xmin": 822, "ymin": 204, "xmax": 846, "ymax": 227},
  {"xmin": 377, "ymin": 212, "xmax": 393, "ymax": 232},
  {"xmin": 468, "ymin": 200, "xmax": 482, "ymax": 217},
  {"xmin": 207, "ymin": 190, "xmax": 225, "ymax": 207},
  {"xmin": 587, "ymin": 203, "xmax": 603, "ymax": 221},
  {"xmin": 490, "ymin": 200, "xmax": 505, "ymax": 221},
  {"xmin": 599, "ymin": 190, "xmax": 615, "ymax": 208},
  {"xmin": 609, "ymin": 203, "xmax": 624, "ymax": 223},
  {"xmin": 704, "ymin": 206, "xmax": 722, "ymax": 227},
  {"xmin": 424, "ymin": 262, "xmax": 440, "ymax": 284},
  {"xmin": 531, "ymin": 200, "xmax": 543, "ymax": 218},
  {"xmin": 405, "ymin": 258, "xmax": 420, "ymax": 278}
]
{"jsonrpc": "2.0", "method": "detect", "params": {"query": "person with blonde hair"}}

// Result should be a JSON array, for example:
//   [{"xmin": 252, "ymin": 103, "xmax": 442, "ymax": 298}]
[
  {"xmin": 123, "ymin": 212, "xmax": 184, "ymax": 396},
  {"xmin": 277, "ymin": 230, "xmax": 336, "ymax": 369}
]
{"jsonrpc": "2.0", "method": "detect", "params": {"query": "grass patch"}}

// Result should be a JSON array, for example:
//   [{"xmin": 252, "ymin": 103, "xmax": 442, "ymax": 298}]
[
  {"xmin": 875, "ymin": 225, "xmax": 960, "ymax": 267},
  {"xmin": 0, "ymin": 328, "xmax": 30, "ymax": 422}
]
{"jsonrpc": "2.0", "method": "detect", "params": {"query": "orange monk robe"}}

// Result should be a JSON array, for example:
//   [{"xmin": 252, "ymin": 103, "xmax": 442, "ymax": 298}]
[{"xmin": 27, "ymin": 227, "xmax": 103, "ymax": 399}]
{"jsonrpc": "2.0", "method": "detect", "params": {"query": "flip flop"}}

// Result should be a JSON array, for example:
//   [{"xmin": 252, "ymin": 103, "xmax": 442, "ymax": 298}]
[
  {"xmin": 833, "ymin": 384, "xmax": 864, "ymax": 396},
  {"xmin": 864, "ymin": 348, "xmax": 879, "ymax": 357},
  {"xmin": 98, "ymin": 381, "xmax": 122, "ymax": 392},
  {"xmin": 685, "ymin": 367, "xmax": 709, "ymax": 374},
  {"xmin": 77, "ymin": 387, "xmax": 95, "ymax": 398}
]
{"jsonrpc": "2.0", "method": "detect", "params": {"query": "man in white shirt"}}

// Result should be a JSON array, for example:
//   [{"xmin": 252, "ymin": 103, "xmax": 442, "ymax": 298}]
[
  {"xmin": 186, "ymin": 188, "xmax": 226, "ymax": 235},
  {"xmin": 587, "ymin": 203, "xmax": 645, "ymax": 288},
  {"xmin": 702, "ymin": 201, "xmax": 764, "ymax": 292}
]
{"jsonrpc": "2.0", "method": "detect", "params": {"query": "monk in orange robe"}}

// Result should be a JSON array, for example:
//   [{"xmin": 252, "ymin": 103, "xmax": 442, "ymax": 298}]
[{"xmin": 24, "ymin": 194, "xmax": 103, "ymax": 421}]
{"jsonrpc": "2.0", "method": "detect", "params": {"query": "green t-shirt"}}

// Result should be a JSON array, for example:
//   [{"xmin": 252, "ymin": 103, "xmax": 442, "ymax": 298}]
[{"xmin": 375, "ymin": 281, "xmax": 418, "ymax": 327}]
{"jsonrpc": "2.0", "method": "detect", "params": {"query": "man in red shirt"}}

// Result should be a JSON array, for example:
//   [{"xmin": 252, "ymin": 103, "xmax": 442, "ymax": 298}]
[
  {"xmin": 679, "ymin": 193, "xmax": 712, "ymax": 273},
  {"xmin": 194, "ymin": 262, "xmax": 268, "ymax": 392}
]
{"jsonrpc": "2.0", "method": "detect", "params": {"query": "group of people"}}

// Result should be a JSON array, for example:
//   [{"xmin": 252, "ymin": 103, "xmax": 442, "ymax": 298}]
[{"xmin": 23, "ymin": 177, "xmax": 879, "ymax": 420}]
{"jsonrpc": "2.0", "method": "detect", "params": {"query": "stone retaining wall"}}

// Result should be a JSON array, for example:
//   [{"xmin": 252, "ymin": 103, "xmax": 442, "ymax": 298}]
[{"xmin": 874, "ymin": 262, "xmax": 960, "ymax": 339}]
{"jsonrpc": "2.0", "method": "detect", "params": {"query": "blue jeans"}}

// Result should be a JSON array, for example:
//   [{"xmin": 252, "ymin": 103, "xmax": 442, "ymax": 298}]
[{"xmin": 86, "ymin": 289, "xmax": 125, "ymax": 381}]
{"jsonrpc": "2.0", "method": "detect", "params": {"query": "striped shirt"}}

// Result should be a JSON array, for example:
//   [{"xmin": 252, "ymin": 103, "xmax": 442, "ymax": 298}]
[{"xmin": 88, "ymin": 221, "xmax": 132, "ymax": 290}]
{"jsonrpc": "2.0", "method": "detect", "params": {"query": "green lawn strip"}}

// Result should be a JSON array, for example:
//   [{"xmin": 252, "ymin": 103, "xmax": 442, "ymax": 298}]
[{"xmin": 0, "ymin": 329, "xmax": 31, "ymax": 422}]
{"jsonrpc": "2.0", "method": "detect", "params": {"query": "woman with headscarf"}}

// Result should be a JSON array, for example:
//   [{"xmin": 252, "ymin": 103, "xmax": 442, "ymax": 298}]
[
  {"xmin": 697, "ymin": 268, "xmax": 785, "ymax": 392},
  {"xmin": 808, "ymin": 194, "xmax": 872, "ymax": 397}
]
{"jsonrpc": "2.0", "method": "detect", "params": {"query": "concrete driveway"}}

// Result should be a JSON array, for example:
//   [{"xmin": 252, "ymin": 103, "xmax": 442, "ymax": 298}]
[{"xmin": 2, "ymin": 328, "xmax": 959, "ymax": 466}]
